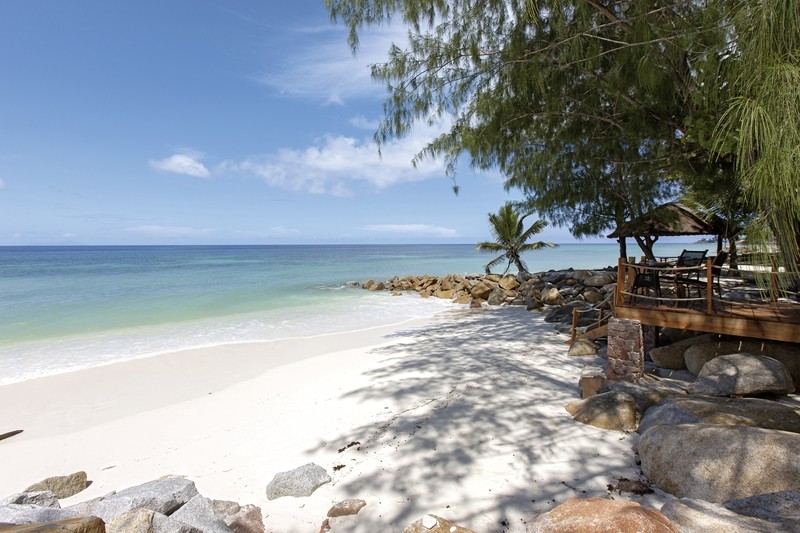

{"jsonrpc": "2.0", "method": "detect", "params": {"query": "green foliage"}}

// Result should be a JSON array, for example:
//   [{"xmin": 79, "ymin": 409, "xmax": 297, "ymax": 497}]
[
  {"xmin": 326, "ymin": 0, "xmax": 798, "ymax": 270},
  {"xmin": 326, "ymin": 1, "xmax": 726, "ymax": 239},
  {"xmin": 709, "ymin": 0, "xmax": 800, "ymax": 275},
  {"xmin": 475, "ymin": 202, "xmax": 556, "ymax": 274}
]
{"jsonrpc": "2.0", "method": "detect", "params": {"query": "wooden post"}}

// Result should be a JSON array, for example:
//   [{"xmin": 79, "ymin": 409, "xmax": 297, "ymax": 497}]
[
  {"xmin": 626, "ymin": 256, "xmax": 636, "ymax": 290},
  {"xmin": 706, "ymin": 257, "xmax": 714, "ymax": 314},
  {"xmin": 616, "ymin": 257, "xmax": 625, "ymax": 307}
]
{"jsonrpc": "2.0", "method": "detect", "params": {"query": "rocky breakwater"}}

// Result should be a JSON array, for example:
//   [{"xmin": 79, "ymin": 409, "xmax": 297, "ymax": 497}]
[{"xmin": 360, "ymin": 268, "xmax": 617, "ymax": 329}]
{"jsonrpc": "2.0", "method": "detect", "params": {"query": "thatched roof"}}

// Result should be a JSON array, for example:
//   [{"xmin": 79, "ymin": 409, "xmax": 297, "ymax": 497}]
[{"xmin": 607, "ymin": 202, "xmax": 728, "ymax": 238}]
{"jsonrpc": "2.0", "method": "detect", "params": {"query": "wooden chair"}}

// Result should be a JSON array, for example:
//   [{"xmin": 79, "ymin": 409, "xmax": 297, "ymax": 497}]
[
  {"xmin": 668, "ymin": 250, "xmax": 708, "ymax": 302},
  {"xmin": 678, "ymin": 251, "xmax": 728, "ymax": 297},
  {"xmin": 676, "ymin": 249, "xmax": 708, "ymax": 269},
  {"xmin": 630, "ymin": 261, "xmax": 661, "ymax": 303}
]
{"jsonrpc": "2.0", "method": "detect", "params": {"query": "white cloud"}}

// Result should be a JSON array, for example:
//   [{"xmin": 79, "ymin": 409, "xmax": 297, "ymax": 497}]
[
  {"xmin": 364, "ymin": 224, "xmax": 459, "ymax": 238},
  {"xmin": 149, "ymin": 152, "xmax": 210, "ymax": 178},
  {"xmin": 220, "ymin": 120, "xmax": 448, "ymax": 195},
  {"xmin": 0, "ymin": 178, "xmax": 6, "ymax": 189},
  {"xmin": 349, "ymin": 115, "xmax": 379, "ymax": 130},
  {"xmin": 127, "ymin": 226, "xmax": 216, "ymax": 237},
  {"xmin": 260, "ymin": 25, "xmax": 408, "ymax": 105}
]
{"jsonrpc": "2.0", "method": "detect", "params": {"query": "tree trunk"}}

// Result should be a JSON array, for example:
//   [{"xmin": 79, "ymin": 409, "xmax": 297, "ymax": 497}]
[
  {"xmin": 633, "ymin": 235, "xmax": 657, "ymax": 261},
  {"xmin": 618, "ymin": 237, "xmax": 627, "ymax": 259},
  {"xmin": 513, "ymin": 254, "xmax": 527, "ymax": 274}
]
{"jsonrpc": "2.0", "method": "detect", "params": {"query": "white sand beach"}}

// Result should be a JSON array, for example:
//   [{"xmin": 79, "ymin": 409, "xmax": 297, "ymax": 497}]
[{"xmin": 0, "ymin": 305, "xmax": 670, "ymax": 532}]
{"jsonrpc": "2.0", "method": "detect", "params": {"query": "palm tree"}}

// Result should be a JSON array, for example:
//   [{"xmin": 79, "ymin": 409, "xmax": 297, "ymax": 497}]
[{"xmin": 476, "ymin": 203, "xmax": 557, "ymax": 274}]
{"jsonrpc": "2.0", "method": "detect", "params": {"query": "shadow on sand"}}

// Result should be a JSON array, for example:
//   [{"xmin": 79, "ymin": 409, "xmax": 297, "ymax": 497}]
[{"xmin": 304, "ymin": 306, "xmax": 661, "ymax": 532}]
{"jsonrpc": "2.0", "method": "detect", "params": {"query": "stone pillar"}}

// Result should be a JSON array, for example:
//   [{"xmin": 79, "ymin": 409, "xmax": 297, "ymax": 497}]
[{"xmin": 607, "ymin": 317, "xmax": 645, "ymax": 381}]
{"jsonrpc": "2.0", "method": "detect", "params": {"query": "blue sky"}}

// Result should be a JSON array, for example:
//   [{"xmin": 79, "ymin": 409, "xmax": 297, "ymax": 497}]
[{"xmin": 0, "ymin": 0, "xmax": 600, "ymax": 246}]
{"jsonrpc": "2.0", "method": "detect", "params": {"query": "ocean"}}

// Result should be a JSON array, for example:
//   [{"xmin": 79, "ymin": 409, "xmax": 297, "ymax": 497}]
[{"xmin": 0, "ymin": 242, "xmax": 701, "ymax": 384}]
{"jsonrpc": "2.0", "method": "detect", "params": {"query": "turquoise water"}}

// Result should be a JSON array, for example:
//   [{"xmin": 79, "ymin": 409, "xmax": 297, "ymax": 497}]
[{"xmin": 0, "ymin": 243, "xmax": 701, "ymax": 384}]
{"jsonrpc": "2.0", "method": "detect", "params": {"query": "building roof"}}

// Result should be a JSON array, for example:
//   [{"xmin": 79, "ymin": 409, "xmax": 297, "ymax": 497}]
[{"xmin": 607, "ymin": 202, "xmax": 728, "ymax": 238}]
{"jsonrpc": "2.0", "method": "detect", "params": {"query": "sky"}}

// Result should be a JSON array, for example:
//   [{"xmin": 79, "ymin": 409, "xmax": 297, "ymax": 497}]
[{"xmin": 0, "ymin": 0, "xmax": 604, "ymax": 246}]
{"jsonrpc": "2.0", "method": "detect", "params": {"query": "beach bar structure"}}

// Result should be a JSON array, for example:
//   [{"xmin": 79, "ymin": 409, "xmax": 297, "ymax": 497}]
[
  {"xmin": 569, "ymin": 205, "xmax": 800, "ymax": 383},
  {"xmin": 569, "ymin": 257, "xmax": 800, "ymax": 384},
  {"xmin": 607, "ymin": 202, "xmax": 731, "ymax": 254},
  {"xmin": 613, "ymin": 256, "xmax": 800, "ymax": 344}
]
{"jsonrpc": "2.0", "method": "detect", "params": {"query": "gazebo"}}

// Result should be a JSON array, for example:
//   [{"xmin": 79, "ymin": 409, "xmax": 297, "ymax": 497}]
[{"xmin": 608, "ymin": 202, "xmax": 730, "ymax": 258}]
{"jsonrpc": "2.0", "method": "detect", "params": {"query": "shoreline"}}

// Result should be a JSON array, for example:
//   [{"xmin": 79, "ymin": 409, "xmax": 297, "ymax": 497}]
[
  {"xmin": 0, "ymin": 304, "xmax": 669, "ymax": 532},
  {"xmin": 0, "ymin": 314, "xmax": 439, "ymax": 438},
  {"xmin": 0, "ymin": 292, "xmax": 455, "ymax": 387}
]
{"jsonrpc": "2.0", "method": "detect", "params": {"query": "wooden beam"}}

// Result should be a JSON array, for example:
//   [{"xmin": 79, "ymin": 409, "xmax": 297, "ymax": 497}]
[
  {"xmin": 575, "ymin": 324, "xmax": 609, "ymax": 342},
  {"xmin": 615, "ymin": 305, "xmax": 800, "ymax": 343}
]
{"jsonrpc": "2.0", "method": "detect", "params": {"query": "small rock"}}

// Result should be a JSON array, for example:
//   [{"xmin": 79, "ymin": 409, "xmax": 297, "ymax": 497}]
[
  {"xmin": 567, "ymin": 339, "xmax": 598, "ymax": 357},
  {"xmin": 0, "ymin": 491, "xmax": 60, "ymax": 508},
  {"xmin": 24, "ymin": 472, "xmax": 88, "ymax": 499},
  {"xmin": 609, "ymin": 477, "xmax": 654, "ymax": 495},
  {"xmin": 486, "ymin": 287, "xmax": 506, "ymax": 306},
  {"xmin": 583, "ymin": 273, "xmax": 616, "ymax": 287},
  {"xmin": 605, "ymin": 378, "xmax": 685, "ymax": 416},
  {"xmin": 211, "ymin": 500, "xmax": 265, "ymax": 533},
  {"xmin": 404, "ymin": 514, "xmax": 475, "ymax": 533},
  {"xmin": 649, "ymin": 345, "xmax": 688, "ymax": 370},
  {"xmin": 565, "ymin": 391, "xmax": 638, "ymax": 431},
  {"xmin": 540, "ymin": 286, "xmax": 564, "ymax": 305},
  {"xmin": 170, "ymin": 495, "xmax": 231, "ymax": 532},
  {"xmin": 106, "ymin": 507, "xmax": 199, "ymax": 533},
  {"xmin": 326, "ymin": 499, "xmax": 366, "ymax": 518},
  {"xmin": 0, "ymin": 505, "xmax": 81, "ymax": 525},
  {"xmin": 266, "ymin": 463, "xmax": 331, "ymax": 500}
]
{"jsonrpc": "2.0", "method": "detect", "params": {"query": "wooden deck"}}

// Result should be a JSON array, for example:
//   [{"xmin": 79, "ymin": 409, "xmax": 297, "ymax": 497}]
[{"xmin": 613, "ymin": 258, "xmax": 800, "ymax": 344}]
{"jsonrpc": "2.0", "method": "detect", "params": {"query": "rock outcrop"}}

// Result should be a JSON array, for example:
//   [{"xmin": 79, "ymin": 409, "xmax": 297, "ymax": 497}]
[
  {"xmin": 687, "ymin": 353, "xmax": 795, "ymax": 396},
  {"xmin": 682, "ymin": 340, "xmax": 800, "ymax": 384},
  {"xmin": 70, "ymin": 476, "xmax": 199, "ymax": 522},
  {"xmin": 362, "ymin": 270, "xmax": 615, "ymax": 319},
  {"xmin": 1, "ymin": 475, "xmax": 264, "ymax": 533},
  {"xmin": 638, "ymin": 424, "xmax": 800, "ymax": 502},
  {"xmin": 637, "ymin": 395, "xmax": 800, "ymax": 435},
  {"xmin": 661, "ymin": 497, "xmax": 796, "ymax": 533}
]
